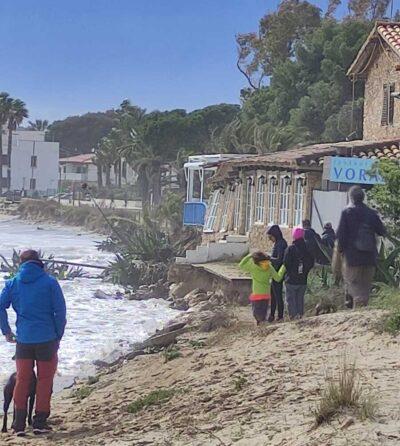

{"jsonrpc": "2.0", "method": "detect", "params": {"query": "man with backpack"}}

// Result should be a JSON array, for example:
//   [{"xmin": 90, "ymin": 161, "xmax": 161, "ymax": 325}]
[{"xmin": 336, "ymin": 185, "xmax": 386, "ymax": 308}]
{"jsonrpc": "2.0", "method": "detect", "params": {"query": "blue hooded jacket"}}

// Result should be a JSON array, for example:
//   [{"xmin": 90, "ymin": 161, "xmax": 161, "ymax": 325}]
[{"xmin": 0, "ymin": 261, "xmax": 66, "ymax": 344}]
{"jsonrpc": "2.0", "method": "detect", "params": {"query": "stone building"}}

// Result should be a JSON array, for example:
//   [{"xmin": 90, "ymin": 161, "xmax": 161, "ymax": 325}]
[
  {"xmin": 198, "ymin": 21, "xmax": 400, "ymax": 253},
  {"xmin": 349, "ymin": 22, "xmax": 400, "ymax": 140}
]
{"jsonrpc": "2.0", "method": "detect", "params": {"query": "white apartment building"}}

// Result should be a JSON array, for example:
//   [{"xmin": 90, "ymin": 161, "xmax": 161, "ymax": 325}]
[{"xmin": 1, "ymin": 129, "xmax": 59, "ymax": 196}]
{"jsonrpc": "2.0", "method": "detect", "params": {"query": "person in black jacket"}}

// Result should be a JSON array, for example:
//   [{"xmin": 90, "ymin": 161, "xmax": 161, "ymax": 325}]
[
  {"xmin": 266, "ymin": 225, "xmax": 288, "ymax": 322},
  {"xmin": 337, "ymin": 185, "xmax": 385, "ymax": 307},
  {"xmin": 282, "ymin": 227, "xmax": 314, "ymax": 319},
  {"xmin": 302, "ymin": 219, "xmax": 325, "ymax": 264},
  {"xmin": 321, "ymin": 222, "xmax": 336, "ymax": 249}
]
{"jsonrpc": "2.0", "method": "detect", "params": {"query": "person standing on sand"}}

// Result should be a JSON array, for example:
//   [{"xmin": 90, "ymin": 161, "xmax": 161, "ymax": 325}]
[
  {"xmin": 302, "ymin": 219, "xmax": 324, "ymax": 264},
  {"xmin": 336, "ymin": 185, "xmax": 385, "ymax": 308},
  {"xmin": 266, "ymin": 225, "xmax": 287, "ymax": 322},
  {"xmin": 282, "ymin": 227, "xmax": 314, "ymax": 320},
  {"xmin": 0, "ymin": 250, "xmax": 66, "ymax": 437},
  {"xmin": 239, "ymin": 252, "xmax": 282, "ymax": 326}
]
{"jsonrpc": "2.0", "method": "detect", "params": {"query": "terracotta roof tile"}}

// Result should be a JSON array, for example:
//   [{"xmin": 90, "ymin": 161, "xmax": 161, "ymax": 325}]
[
  {"xmin": 348, "ymin": 21, "xmax": 400, "ymax": 76},
  {"xmin": 59, "ymin": 154, "xmax": 95, "ymax": 164},
  {"xmin": 377, "ymin": 23, "xmax": 400, "ymax": 56}
]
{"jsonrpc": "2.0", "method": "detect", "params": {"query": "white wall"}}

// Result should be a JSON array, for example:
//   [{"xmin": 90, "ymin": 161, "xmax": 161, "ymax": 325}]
[
  {"xmin": 60, "ymin": 161, "xmax": 137, "ymax": 186},
  {"xmin": 1, "ymin": 129, "xmax": 45, "ymax": 148},
  {"xmin": 311, "ymin": 190, "xmax": 349, "ymax": 233},
  {"xmin": 87, "ymin": 164, "xmax": 98, "ymax": 183},
  {"xmin": 10, "ymin": 139, "xmax": 59, "ymax": 193}
]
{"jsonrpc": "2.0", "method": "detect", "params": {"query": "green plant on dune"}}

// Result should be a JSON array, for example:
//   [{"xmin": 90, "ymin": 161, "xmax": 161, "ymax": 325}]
[
  {"xmin": 127, "ymin": 388, "xmax": 176, "ymax": 414},
  {"xmin": 313, "ymin": 355, "xmax": 377, "ymax": 426}
]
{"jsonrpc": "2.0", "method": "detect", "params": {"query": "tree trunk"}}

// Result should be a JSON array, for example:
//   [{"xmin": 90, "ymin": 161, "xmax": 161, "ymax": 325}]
[
  {"xmin": 7, "ymin": 123, "xmax": 13, "ymax": 191},
  {"xmin": 105, "ymin": 165, "xmax": 111, "ymax": 186},
  {"xmin": 151, "ymin": 165, "xmax": 162, "ymax": 206},
  {"xmin": 118, "ymin": 159, "xmax": 122, "ymax": 188},
  {"xmin": 97, "ymin": 164, "xmax": 103, "ymax": 188},
  {"xmin": 138, "ymin": 171, "xmax": 149, "ymax": 207}
]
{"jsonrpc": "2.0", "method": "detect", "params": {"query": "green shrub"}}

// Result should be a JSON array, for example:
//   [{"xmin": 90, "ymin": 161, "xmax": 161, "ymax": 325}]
[
  {"xmin": 87, "ymin": 375, "xmax": 99, "ymax": 385},
  {"xmin": 71, "ymin": 386, "xmax": 93, "ymax": 401},
  {"xmin": 370, "ymin": 286, "xmax": 400, "ymax": 335},
  {"xmin": 163, "ymin": 346, "xmax": 181, "ymax": 363},
  {"xmin": 381, "ymin": 309, "xmax": 400, "ymax": 335},
  {"xmin": 233, "ymin": 376, "xmax": 247, "ymax": 392},
  {"xmin": 127, "ymin": 388, "xmax": 176, "ymax": 414},
  {"xmin": 189, "ymin": 340, "xmax": 206, "ymax": 349}
]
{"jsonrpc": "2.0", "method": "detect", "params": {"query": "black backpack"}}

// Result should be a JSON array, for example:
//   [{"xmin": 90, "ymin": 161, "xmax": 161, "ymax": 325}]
[{"xmin": 355, "ymin": 223, "xmax": 376, "ymax": 253}]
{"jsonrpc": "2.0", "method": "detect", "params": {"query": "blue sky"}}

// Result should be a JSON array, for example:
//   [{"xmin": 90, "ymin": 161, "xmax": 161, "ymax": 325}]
[{"xmin": 0, "ymin": 1, "xmax": 348, "ymax": 122}]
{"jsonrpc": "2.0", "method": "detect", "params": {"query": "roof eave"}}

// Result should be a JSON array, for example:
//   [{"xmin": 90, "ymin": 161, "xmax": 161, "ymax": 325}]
[{"xmin": 347, "ymin": 23, "xmax": 379, "ymax": 77}]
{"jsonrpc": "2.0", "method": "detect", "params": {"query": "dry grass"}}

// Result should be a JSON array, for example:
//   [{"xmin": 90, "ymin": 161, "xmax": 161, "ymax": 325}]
[{"xmin": 313, "ymin": 355, "xmax": 377, "ymax": 426}]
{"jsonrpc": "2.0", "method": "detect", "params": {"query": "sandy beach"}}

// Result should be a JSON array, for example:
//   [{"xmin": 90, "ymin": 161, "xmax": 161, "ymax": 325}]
[{"xmin": 2, "ymin": 307, "xmax": 399, "ymax": 446}]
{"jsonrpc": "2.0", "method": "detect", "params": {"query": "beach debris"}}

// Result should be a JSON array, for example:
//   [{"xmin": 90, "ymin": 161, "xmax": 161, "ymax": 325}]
[{"xmin": 93, "ymin": 289, "xmax": 124, "ymax": 300}]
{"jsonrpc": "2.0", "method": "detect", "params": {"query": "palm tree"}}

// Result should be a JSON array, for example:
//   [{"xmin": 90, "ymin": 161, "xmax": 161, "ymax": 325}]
[
  {"xmin": 95, "ymin": 137, "xmax": 119, "ymax": 187},
  {"xmin": 28, "ymin": 119, "xmax": 49, "ymax": 131},
  {"xmin": 7, "ymin": 99, "xmax": 28, "ymax": 189},
  {"xmin": 0, "ymin": 93, "xmax": 13, "ymax": 192},
  {"xmin": 119, "ymin": 129, "xmax": 163, "ymax": 206}
]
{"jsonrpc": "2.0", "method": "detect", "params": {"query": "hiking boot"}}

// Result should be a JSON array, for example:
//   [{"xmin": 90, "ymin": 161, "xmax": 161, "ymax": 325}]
[
  {"xmin": 267, "ymin": 315, "xmax": 275, "ymax": 323},
  {"xmin": 33, "ymin": 411, "xmax": 52, "ymax": 435},
  {"xmin": 12, "ymin": 409, "xmax": 27, "ymax": 436},
  {"xmin": 14, "ymin": 430, "xmax": 26, "ymax": 437},
  {"xmin": 33, "ymin": 423, "xmax": 52, "ymax": 435}
]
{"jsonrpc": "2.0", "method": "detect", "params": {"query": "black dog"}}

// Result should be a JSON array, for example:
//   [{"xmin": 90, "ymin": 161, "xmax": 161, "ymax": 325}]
[{"xmin": 2, "ymin": 371, "xmax": 37, "ymax": 433}]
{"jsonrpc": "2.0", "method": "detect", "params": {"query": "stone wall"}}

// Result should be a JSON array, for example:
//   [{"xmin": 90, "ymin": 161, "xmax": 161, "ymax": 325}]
[{"xmin": 363, "ymin": 46, "xmax": 400, "ymax": 140}]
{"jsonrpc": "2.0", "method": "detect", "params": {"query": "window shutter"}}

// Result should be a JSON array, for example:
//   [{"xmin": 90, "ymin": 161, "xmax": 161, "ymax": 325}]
[
  {"xmin": 381, "ymin": 84, "xmax": 389, "ymax": 126},
  {"xmin": 389, "ymin": 83, "xmax": 395, "ymax": 125}
]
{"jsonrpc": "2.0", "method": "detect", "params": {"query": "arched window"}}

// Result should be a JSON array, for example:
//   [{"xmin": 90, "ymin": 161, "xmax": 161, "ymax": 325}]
[
  {"xmin": 255, "ymin": 176, "xmax": 266, "ymax": 223},
  {"xmin": 204, "ymin": 189, "xmax": 221, "ymax": 231},
  {"xmin": 293, "ymin": 177, "xmax": 305, "ymax": 226},
  {"xmin": 220, "ymin": 188, "xmax": 232, "ymax": 231},
  {"xmin": 279, "ymin": 175, "xmax": 291, "ymax": 226},
  {"xmin": 233, "ymin": 181, "xmax": 242, "ymax": 231},
  {"xmin": 267, "ymin": 176, "xmax": 277, "ymax": 224},
  {"xmin": 245, "ymin": 176, "xmax": 254, "ymax": 233}
]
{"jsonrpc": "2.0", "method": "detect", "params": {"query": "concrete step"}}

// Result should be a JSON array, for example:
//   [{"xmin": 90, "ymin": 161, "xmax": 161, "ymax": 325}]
[
  {"xmin": 226, "ymin": 235, "xmax": 248, "ymax": 243},
  {"xmin": 175, "ymin": 256, "xmax": 189, "ymax": 264}
]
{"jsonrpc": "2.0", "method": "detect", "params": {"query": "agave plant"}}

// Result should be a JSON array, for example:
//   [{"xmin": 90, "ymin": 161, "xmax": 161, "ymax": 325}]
[
  {"xmin": 0, "ymin": 249, "xmax": 85, "ymax": 280},
  {"xmin": 375, "ymin": 235, "xmax": 400, "ymax": 287}
]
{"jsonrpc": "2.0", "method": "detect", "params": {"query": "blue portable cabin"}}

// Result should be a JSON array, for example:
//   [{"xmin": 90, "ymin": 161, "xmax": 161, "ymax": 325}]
[{"xmin": 183, "ymin": 154, "xmax": 246, "ymax": 226}]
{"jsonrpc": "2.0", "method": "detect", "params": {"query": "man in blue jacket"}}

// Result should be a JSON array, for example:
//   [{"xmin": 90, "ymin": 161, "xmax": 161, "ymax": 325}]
[{"xmin": 0, "ymin": 250, "xmax": 66, "ymax": 437}]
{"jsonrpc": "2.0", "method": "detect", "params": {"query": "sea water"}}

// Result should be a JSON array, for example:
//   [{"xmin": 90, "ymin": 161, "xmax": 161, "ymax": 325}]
[{"xmin": 0, "ymin": 219, "xmax": 178, "ymax": 387}]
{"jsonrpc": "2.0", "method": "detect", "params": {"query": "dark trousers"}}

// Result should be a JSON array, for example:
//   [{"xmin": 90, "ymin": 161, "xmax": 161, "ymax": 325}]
[
  {"xmin": 285, "ymin": 284, "xmax": 307, "ymax": 319},
  {"xmin": 14, "ymin": 341, "xmax": 58, "ymax": 431},
  {"xmin": 251, "ymin": 300, "xmax": 269, "ymax": 324},
  {"xmin": 270, "ymin": 281, "xmax": 284, "ymax": 320}
]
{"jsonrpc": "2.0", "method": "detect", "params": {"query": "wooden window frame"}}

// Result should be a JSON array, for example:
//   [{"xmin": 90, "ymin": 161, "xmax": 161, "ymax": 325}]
[
  {"xmin": 204, "ymin": 189, "xmax": 221, "ymax": 232},
  {"xmin": 245, "ymin": 176, "xmax": 254, "ymax": 233},
  {"xmin": 279, "ymin": 175, "xmax": 291, "ymax": 227},
  {"xmin": 267, "ymin": 176, "xmax": 278, "ymax": 225},
  {"xmin": 255, "ymin": 175, "xmax": 266, "ymax": 224},
  {"xmin": 293, "ymin": 176, "xmax": 306, "ymax": 227},
  {"xmin": 381, "ymin": 83, "xmax": 395, "ymax": 126}
]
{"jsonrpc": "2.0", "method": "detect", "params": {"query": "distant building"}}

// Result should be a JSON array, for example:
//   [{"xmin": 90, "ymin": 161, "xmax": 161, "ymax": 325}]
[
  {"xmin": 59, "ymin": 153, "xmax": 136, "ymax": 187},
  {"xmin": 1, "ymin": 129, "xmax": 59, "ymax": 196}
]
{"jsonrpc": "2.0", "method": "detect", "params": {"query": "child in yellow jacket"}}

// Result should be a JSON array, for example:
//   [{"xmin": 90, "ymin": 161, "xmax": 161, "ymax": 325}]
[{"xmin": 239, "ymin": 251, "xmax": 284, "ymax": 325}]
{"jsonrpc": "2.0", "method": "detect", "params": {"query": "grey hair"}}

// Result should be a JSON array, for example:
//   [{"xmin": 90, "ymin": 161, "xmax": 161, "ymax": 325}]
[{"xmin": 349, "ymin": 185, "xmax": 365, "ymax": 204}]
